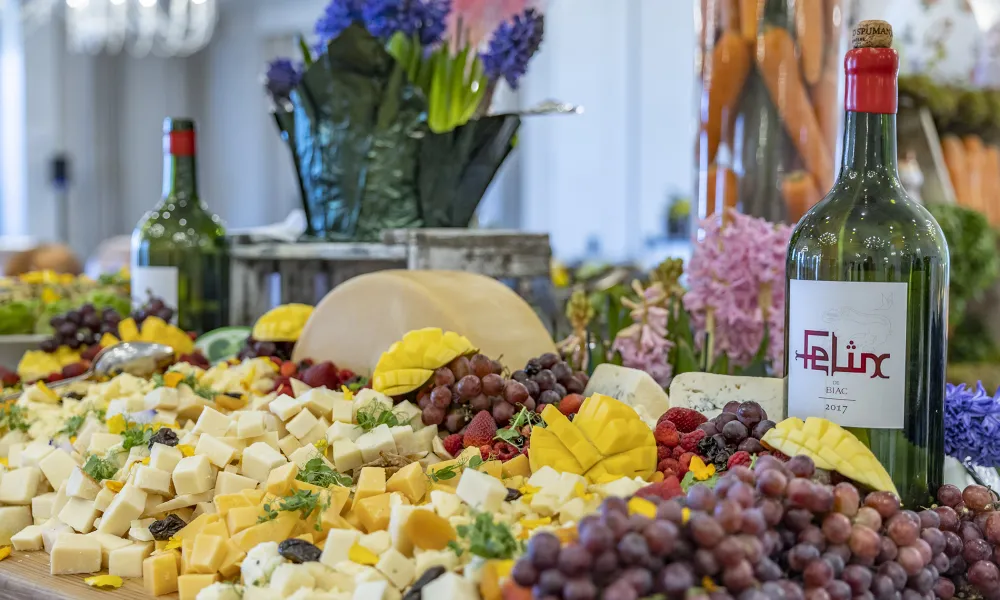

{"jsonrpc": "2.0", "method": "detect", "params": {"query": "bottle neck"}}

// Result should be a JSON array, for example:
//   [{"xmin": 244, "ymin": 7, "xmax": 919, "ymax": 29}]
[
  {"xmin": 839, "ymin": 111, "xmax": 898, "ymax": 177},
  {"xmin": 161, "ymin": 128, "xmax": 201, "ymax": 212}
]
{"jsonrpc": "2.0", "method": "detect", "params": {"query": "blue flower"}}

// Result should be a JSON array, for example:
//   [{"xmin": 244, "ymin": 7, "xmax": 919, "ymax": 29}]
[
  {"xmin": 480, "ymin": 8, "xmax": 544, "ymax": 90},
  {"xmin": 315, "ymin": 0, "xmax": 364, "ymax": 50},
  {"xmin": 362, "ymin": 0, "xmax": 452, "ymax": 46},
  {"xmin": 945, "ymin": 382, "xmax": 1000, "ymax": 467},
  {"xmin": 265, "ymin": 58, "xmax": 303, "ymax": 99}
]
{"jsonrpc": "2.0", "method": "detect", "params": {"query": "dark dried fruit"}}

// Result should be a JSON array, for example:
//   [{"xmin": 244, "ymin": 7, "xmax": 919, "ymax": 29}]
[
  {"xmin": 224, "ymin": 392, "xmax": 242, "ymax": 399},
  {"xmin": 697, "ymin": 435, "xmax": 732, "ymax": 471},
  {"xmin": 147, "ymin": 427, "xmax": 179, "ymax": 449},
  {"xmin": 64, "ymin": 391, "xmax": 84, "ymax": 400},
  {"xmin": 403, "ymin": 566, "xmax": 446, "ymax": 600},
  {"xmin": 506, "ymin": 488, "xmax": 523, "ymax": 502},
  {"xmin": 149, "ymin": 514, "xmax": 186, "ymax": 540},
  {"xmin": 278, "ymin": 538, "xmax": 322, "ymax": 563}
]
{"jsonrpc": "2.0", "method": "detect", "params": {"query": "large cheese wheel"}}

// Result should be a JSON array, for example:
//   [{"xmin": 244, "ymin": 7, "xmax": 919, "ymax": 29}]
[{"xmin": 292, "ymin": 270, "xmax": 557, "ymax": 376}]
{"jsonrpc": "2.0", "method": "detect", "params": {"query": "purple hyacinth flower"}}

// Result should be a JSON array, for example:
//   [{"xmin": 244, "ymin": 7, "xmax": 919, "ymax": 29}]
[
  {"xmin": 480, "ymin": 7, "xmax": 544, "ymax": 90},
  {"xmin": 362, "ymin": 0, "xmax": 452, "ymax": 46},
  {"xmin": 315, "ymin": 0, "xmax": 364, "ymax": 50},
  {"xmin": 945, "ymin": 382, "xmax": 1000, "ymax": 467},
  {"xmin": 265, "ymin": 58, "xmax": 302, "ymax": 100}
]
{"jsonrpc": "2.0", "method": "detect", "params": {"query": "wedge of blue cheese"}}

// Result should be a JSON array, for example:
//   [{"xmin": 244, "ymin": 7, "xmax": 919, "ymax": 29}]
[
  {"xmin": 583, "ymin": 364, "xmax": 669, "ymax": 424},
  {"xmin": 668, "ymin": 373, "xmax": 786, "ymax": 420}
]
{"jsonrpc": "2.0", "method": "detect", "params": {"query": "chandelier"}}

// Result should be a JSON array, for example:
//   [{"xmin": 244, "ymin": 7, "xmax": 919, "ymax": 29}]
[{"xmin": 19, "ymin": 0, "xmax": 218, "ymax": 57}]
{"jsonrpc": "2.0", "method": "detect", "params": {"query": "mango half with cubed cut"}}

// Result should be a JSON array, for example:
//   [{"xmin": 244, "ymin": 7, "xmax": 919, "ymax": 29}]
[
  {"xmin": 372, "ymin": 328, "xmax": 477, "ymax": 396},
  {"xmin": 100, "ymin": 316, "xmax": 194, "ymax": 355},
  {"xmin": 252, "ymin": 303, "xmax": 314, "ymax": 342},
  {"xmin": 761, "ymin": 416, "xmax": 898, "ymax": 496},
  {"xmin": 529, "ymin": 394, "xmax": 657, "ymax": 484}
]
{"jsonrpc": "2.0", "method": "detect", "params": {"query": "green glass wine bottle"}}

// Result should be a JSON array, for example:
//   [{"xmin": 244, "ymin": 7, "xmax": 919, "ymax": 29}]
[
  {"xmin": 783, "ymin": 21, "xmax": 949, "ymax": 507},
  {"xmin": 130, "ymin": 118, "xmax": 230, "ymax": 334}
]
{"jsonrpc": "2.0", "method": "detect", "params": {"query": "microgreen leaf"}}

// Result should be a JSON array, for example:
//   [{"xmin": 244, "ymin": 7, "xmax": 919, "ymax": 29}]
[{"xmin": 296, "ymin": 457, "xmax": 352, "ymax": 488}]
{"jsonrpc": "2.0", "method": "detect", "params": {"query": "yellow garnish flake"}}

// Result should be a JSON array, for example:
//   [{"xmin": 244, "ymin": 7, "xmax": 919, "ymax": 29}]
[
  {"xmin": 162, "ymin": 372, "xmax": 185, "ymax": 388},
  {"xmin": 163, "ymin": 537, "xmax": 182, "ymax": 551},
  {"xmin": 85, "ymin": 575, "xmax": 124, "ymax": 589},
  {"xmin": 140, "ymin": 457, "xmax": 150, "ymax": 465},
  {"xmin": 69, "ymin": 436, "xmax": 77, "ymax": 444},
  {"xmin": 702, "ymin": 576, "xmax": 717, "ymax": 592},
  {"xmin": 689, "ymin": 455, "xmax": 716, "ymax": 481},
  {"xmin": 491, "ymin": 559, "xmax": 514, "ymax": 578},
  {"xmin": 41, "ymin": 287, "xmax": 61, "ymax": 304},
  {"xmin": 0, "ymin": 457, "xmax": 9, "ymax": 467},
  {"xmin": 681, "ymin": 507, "xmax": 691, "ymax": 525},
  {"xmin": 348, "ymin": 543, "xmax": 379, "ymax": 565},
  {"xmin": 104, "ymin": 480, "xmax": 124, "ymax": 493},
  {"xmin": 177, "ymin": 445, "xmax": 195, "ymax": 457},
  {"xmin": 519, "ymin": 517, "xmax": 551, "ymax": 530},
  {"xmin": 37, "ymin": 381, "xmax": 59, "ymax": 402},
  {"xmin": 517, "ymin": 484, "xmax": 540, "ymax": 502},
  {"xmin": 313, "ymin": 439, "xmax": 328, "ymax": 453},
  {"xmin": 341, "ymin": 385, "xmax": 354, "ymax": 401},
  {"xmin": 106, "ymin": 414, "xmax": 128, "ymax": 435},
  {"xmin": 0, "ymin": 546, "xmax": 11, "ymax": 561},
  {"xmin": 627, "ymin": 497, "xmax": 657, "ymax": 519}
]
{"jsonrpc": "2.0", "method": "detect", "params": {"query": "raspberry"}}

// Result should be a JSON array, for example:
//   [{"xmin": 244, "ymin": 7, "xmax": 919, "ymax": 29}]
[
  {"xmin": 654, "ymin": 420, "xmax": 680, "ymax": 447},
  {"xmin": 492, "ymin": 440, "xmax": 519, "ymax": 462},
  {"xmin": 662, "ymin": 407, "xmax": 708, "ymax": 433},
  {"xmin": 727, "ymin": 450, "xmax": 752, "ymax": 470},
  {"xmin": 671, "ymin": 445, "xmax": 686, "ymax": 460},
  {"xmin": 442, "ymin": 434, "xmax": 464, "ymax": 458},
  {"xmin": 679, "ymin": 429, "xmax": 707, "ymax": 452},
  {"xmin": 464, "ymin": 411, "xmax": 499, "ymax": 448},
  {"xmin": 678, "ymin": 452, "xmax": 695, "ymax": 476},
  {"xmin": 657, "ymin": 445, "xmax": 671, "ymax": 462},
  {"xmin": 661, "ymin": 458, "xmax": 679, "ymax": 474},
  {"xmin": 480, "ymin": 444, "xmax": 495, "ymax": 461},
  {"xmin": 771, "ymin": 450, "xmax": 790, "ymax": 462}
]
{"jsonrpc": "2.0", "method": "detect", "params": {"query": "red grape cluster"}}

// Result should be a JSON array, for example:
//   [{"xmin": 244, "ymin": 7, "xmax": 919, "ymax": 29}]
[
  {"xmin": 416, "ymin": 353, "xmax": 531, "ymax": 432},
  {"xmin": 132, "ymin": 296, "xmax": 175, "ymax": 326},
  {"xmin": 511, "ymin": 454, "xmax": 959, "ymax": 600},
  {"xmin": 512, "ymin": 353, "xmax": 589, "ymax": 413},
  {"xmin": 933, "ymin": 482, "xmax": 1000, "ymax": 599},
  {"xmin": 238, "ymin": 338, "xmax": 297, "ymax": 362},
  {"xmin": 695, "ymin": 401, "xmax": 777, "ymax": 470},
  {"xmin": 41, "ymin": 304, "xmax": 122, "ymax": 352}
]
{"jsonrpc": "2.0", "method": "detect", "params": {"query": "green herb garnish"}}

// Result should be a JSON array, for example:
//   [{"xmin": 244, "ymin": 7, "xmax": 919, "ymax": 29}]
[
  {"xmin": 152, "ymin": 372, "xmax": 215, "ymax": 400},
  {"xmin": 258, "ymin": 489, "xmax": 327, "ymax": 527},
  {"xmin": 447, "ymin": 511, "xmax": 522, "ymax": 560},
  {"xmin": 346, "ymin": 377, "xmax": 369, "ymax": 392},
  {"xmin": 428, "ymin": 454, "xmax": 484, "ymax": 483},
  {"xmin": 0, "ymin": 404, "xmax": 31, "ymax": 433},
  {"xmin": 494, "ymin": 407, "xmax": 542, "ymax": 448},
  {"xmin": 120, "ymin": 422, "xmax": 154, "ymax": 452},
  {"xmin": 355, "ymin": 402, "xmax": 407, "ymax": 431},
  {"xmin": 296, "ymin": 457, "xmax": 353, "ymax": 488},
  {"xmin": 58, "ymin": 415, "xmax": 86, "ymax": 438},
  {"xmin": 81, "ymin": 454, "xmax": 118, "ymax": 482}
]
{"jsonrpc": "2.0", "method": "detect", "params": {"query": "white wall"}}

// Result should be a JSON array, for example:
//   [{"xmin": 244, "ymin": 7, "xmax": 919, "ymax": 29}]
[{"xmin": 9, "ymin": 0, "xmax": 697, "ymax": 265}]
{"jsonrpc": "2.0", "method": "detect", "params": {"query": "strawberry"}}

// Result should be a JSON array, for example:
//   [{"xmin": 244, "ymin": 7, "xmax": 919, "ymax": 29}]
[
  {"xmin": 558, "ymin": 394, "xmax": 585, "ymax": 416},
  {"xmin": 679, "ymin": 429, "xmax": 706, "ymax": 452},
  {"xmin": 464, "ymin": 411, "xmax": 498, "ymax": 448},
  {"xmin": 657, "ymin": 445, "xmax": 671, "ymax": 462},
  {"xmin": 678, "ymin": 452, "xmax": 695, "ymax": 477},
  {"xmin": 442, "ymin": 434, "xmax": 464, "ymax": 458},
  {"xmin": 654, "ymin": 420, "xmax": 680, "ymax": 447},
  {"xmin": 727, "ymin": 450, "xmax": 752, "ymax": 470},
  {"xmin": 279, "ymin": 361, "xmax": 298, "ymax": 378},
  {"xmin": 662, "ymin": 407, "xmax": 708, "ymax": 433}
]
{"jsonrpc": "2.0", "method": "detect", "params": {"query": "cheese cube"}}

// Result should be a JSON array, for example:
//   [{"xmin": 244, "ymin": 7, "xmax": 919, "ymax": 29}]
[
  {"xmin": 389, "ymin": 426, "xmax": 417, "ymax": 456},
  {"xmin": 353, "ymin": 389, "xmax": 392, "ymax": 418},
  {"xmin": 297, "ymin": 418, "xmax": 328, "ymax": 446},
  {"xmin": 143, "ymin": 550, "xmax": 180, "ymax": 595},
  {"xmin": 20, "ymin": 441, "xmax": 54, "ymax": 467},
  {"xmin": 421, "ymin": 571, "xmax": 476, "ymax": 598},
  {"xmin": 265, "ymin": 462, "xmax": 299, "ymax": 497},
  {"xmin": 356, "ymin": 425, "xmax": 397, "ymax": 463},
  {"xmin": 326, "ymin": 420, "xmax": 362, "ymax": 446},
  {"xmin": 248, "ymin": 432, "xmax": 282, "ymax": 451},
  {"xmin": 215, "ymin": 471, "xmax": 258, "ymax": 497},
  {"xmin": 150, "ymin": 443, "xmax": 184, "ymax": 472},
  {"xmin": 277, "ymin": 434, "xmax": 302, "ymax": 457},
  {"xmin": 353, "ymin": 581, "xmax": 390, "ymax": 599},
  {"xmin": 11, "ymin": 524, "xmax": 43, "ymax": 551},
  {"xmin": 93, "ymin": 487, "xmax": 115, "ymax": 512},
  {"xmin": 0, "ymin": 466, "xmax": 41, "ymax": 504},
  {"xmin": 41, "ymin": 518, "xmax": 73, "ymax": 553},
  {"xmin": 269, "ymin": 394, "xmax": 306, "ymax": 421},
  {"xmin": 145, "ymin": 386, "xmax": 180, "ymax": 410},
  {"xmin": 98, "ymin": 485, "xmax": 147, "ymax": 536},
  {"xmin": 269, "ymin": 563, "xmax": 316, "ymax": 596},
  {"xmin": 134, "ymin": 465, "xmax": 173, "ymax": 495},
  {"xmin": 360, "ymin": 530, "xmax": 392, "ymax": 554},
  {"xmin": 413, "ymin": 549, "xmax": 458, "ymax": 577},
  {"xmin": 300, "ymin": 388, "xmax": 337, "ymax": 419},
  {"xmin": 376, "ymin": 547, "xmax": 414, "ymax": 589},
  {"xmin": 194, "ymin": 407, "xmax": 231, "ymax": 438},
  {"xmin": 225, "ymin": 505, "xmax": 259, "ymax": 536},
  {"xmin": 286, "ymin": 408, "xmax": 319, "ymax": 441},
  {"xmin": 241, "ymin": 442, "xmax": 288, "ymax": 483},
  {"xmin": 386, "ymin": 462, "xmax": 426, "ymax": 504},
  {"xmin": 354, "ymin": 467, "xmax": 387, "ymax": 509},
  {"xmin": 7, "ymin": 443, "xmax": 24, "ymax": 468},
  {"xmin": 392, "ymin": 400, "xmax": 422, "ymax": 430},
  {"xmin": 51, "ymin": 533, "xmax": 102, "ymax": 575},
  {"xmin": 527, "ymin": 466, "xmax": 562, "ymax": 489},
  {"xmin": 178, "ymin": 573, "xmax": 219, "ymax": 600},
  {"xmin": 290, "ymin": 378, "xmax": 312, "ymax": 397},
  {"xmin": 32, "ymin": 491, "xmax": 57, "ymax": 520},
  {"xmin": 87, "ymin": 433, "xmax": 121, "ymax": 456},
  {"xmin": 237, "ymin": 412, "xmax": 267, "ymax": 439},
  {"xmin": 129, "ymin": 518, "xmax": 155, "ymax": 542},
  {"xmin": 190, "ymin": 534, "xmax": 227, "ymax": 574},
  {"xmin": 552, "ymin": 472, "xmax": 588, "ymax": 504},
  {"xmin": 196, "ymin": 434, "xmax": 237, "ymax": 469},
  {"xmin": 455, "ymin": 468, "xmax": 506, "ymax": 513},
  {"xmin": 87, "ymin": 530, "xmax": 133, "ymax": 567},
  {"xmin": 110, "ymin": 541, "xmax": 153, "ymax": 578},
  {"xmin": 354, "ymin": 493, "xmax": 392, "ymax": 533},
  {"xmin": 288, "ymin": 445, "xmax": 332, "ymax": 470},
  {"xmin": 429, "ymin": 491, "xmax": 462, "ymax": 519},
  {"xmin": 66, "ymin": 466, "xmax": 101, "ymax": 500},
  {"xmin": 59, "ymin": 496, "xmax": 100, "ymax": 533},
  {"xmin": 173, "ymin": 455, "xmax": 215, "ymax": 495},
  {"xmin": 330, "ymin": 399, "xmax": 353, "ymax": 424},
  {"xmin": 0, "ymin": 506, "xmax": 32, "ymax": 545},
  {"xmin": 319, "ymin": 529, "xmax": 360, "ymax": 568},
  {"xmin": 411, "ymin": 425, "xmax": 438, "ymax": 454},
  {"xmin": 191, "ymin": 502, "xmax": 215, "ymax": 520}
]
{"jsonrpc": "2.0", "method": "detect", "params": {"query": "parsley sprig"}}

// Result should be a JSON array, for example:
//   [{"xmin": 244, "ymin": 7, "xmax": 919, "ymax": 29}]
[
  {"xmin": 81, "ymin": 454, "xmax": 118, "ymax": 482},
  {"xmin": 58, "ymin": 407, "xmax": 106, "ymax": 439},
  {"xmin": 258, "ymin": 489, "xmax": 330, "ymax": 531},
  {"xmin": 152, "ymin": 373, "xmax": 215, "ymax": 400},
  {"xmin": 355, "ymin": 402, "xmax": 408, "ymax": 432},
  {"xmin": 295, "ymin": 458, "xmax": 352, "ymax": 488},
  {"xmin": 427, "ymin": 455, "xmax": 484, "ymax": 483},
  {"xmin": 0, "ymin": 404, "xmax": 31, "ymax": 433},
  {"xmin": 120, "ymin": 421, "xmax": 154, "ymax": 451},
  {"xmin": 494, "ymin": 406, "xmax": 542, "ymax": 448},
  {"xmin": 447, "ymin": 511, "xmax": 522, "ymax": 560}
]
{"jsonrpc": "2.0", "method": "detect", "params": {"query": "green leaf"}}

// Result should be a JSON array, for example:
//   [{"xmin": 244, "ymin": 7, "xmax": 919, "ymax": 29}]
[
  {"xmin": 672, "ymin": 339, "xmax": 701, "ymax": 376},
  {"xmin": 448, "ymin": 512, "xmax": 522, "ymax": 560},
  {"xmin": 296, "ymin": 457, "xmax": 353, "ymax": 488},
  {"xmin": 709, "ymin": 353, "xmax": 730, "ymax": 375},
  {"xmin": 82, "ymin": 455, "xmax": 118, "ymax": 482},
  {"xmin": 354, "ymin": 403, "xmax": 407, "ymax": 432},
  {"xmin": 736, "ymin": 325, "xmax": 771, "ymax": 377},
  {"xmin": 449, "ymin": 46, "xmax": 470, "ymax": 128},
  {"xmin": 298, "ymin": 35, "xmax": 314, "ymax": 68}
]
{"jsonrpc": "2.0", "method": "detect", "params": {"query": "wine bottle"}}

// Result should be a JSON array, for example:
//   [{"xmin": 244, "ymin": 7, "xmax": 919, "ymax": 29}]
[
  {"xmin": 131, "ymin": 118, "xmax": 230, "ymax": 334},
  {"xmin": 783, "ymin": 21, "xmax": 949, "ymax": 507}
]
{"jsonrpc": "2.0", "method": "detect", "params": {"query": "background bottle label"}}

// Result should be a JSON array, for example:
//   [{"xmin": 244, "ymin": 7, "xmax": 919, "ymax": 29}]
[
  {"xmin": 130, "ymin": 266, "xmax": 179, "ymax": 324},
  {"xmin": 787, "ymin": 280, "xmax": 907, "ymax": 428}
]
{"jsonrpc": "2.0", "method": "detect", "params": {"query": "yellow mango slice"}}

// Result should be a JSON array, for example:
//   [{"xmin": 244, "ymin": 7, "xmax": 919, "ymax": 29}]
[
  {"xmin": 371, "ymin": 328, "xmax": 478, "ymax": 395},
  {"xmin": 253, "ymin": 304, "xmax": 314, "ymax": 342}
]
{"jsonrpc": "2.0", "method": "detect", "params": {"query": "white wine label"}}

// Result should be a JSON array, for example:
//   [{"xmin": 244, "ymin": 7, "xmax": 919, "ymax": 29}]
[
  {"xmin": 130, "ymin": 266, "xmax": 179, "ymax": 324},
  {"xmin": 787, "ymin": 280, "xmax": 907, "ymax": 429}
]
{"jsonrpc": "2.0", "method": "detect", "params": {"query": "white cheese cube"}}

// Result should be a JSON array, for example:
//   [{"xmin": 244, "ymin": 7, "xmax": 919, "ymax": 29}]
[
  {"xmin": 320, "ymin": 529, "xmax": 360, "ymax": 568},
  {"xmin": 249, "ymin": 431, "xmax": 281, "ymax": 451},
  {"xmin": 0, "ymin": 466, "xmax": 41, "ymax": 504},
  {"xmin": 20, "ymin": 441, "xmax": 54, "ymax": 467},
  {"xmin": 11, "ymin": 524, "xmax": 43, "ymax": 551},
  {"xmin": 32, "ymin": 492, "xmax": 57, "ymax": 520},
  {"xmin": 41, "ymin": 518, "xmax": 73, "ymax": 552},
  {"xmin": 278, "ymin": 434, "xmax": 302, "ymax": 457},
  {"xmin": 552, "ymin": 472, "xmax": 588, "ymax": 504},
  {"xmin": 178, "ymin": 432, "xmax": 201, "ymax": 447},
  {"xmin": 455, "ymin": 468, "xmax": 506, "ymax": 513},
  {"xmin": 219, "ymin": 437, "xmax": 247, "ymax": 454},
  {"xmin": 262, "ymin": 413, "xmax": 283, "ymax": 433},
  {"xmin": 286, "ymin": 408, "xmax": 319, "ymax": 440},
  {"xmin": 429, "ymin": 491, "xmax": 462, "ymax": 519},
  {"xmin": 39, "ymin": 448, "xmax": 79, "ymax": 489},
  {"xmin": 559, "ymin": 497, "xmax": 590, "ymax": 524},
  {"xmin": 392, "ymin": 400, "xmax": 422, "ymax": 430},
  {"xmin": 413, "ymin": 549, "xmax": 458, "ymax": 577},
  {"xmin": 330, "ymin": 399, "xmax": 354, "ymax": 424},
  {"xmin": 142, "ymin": 494, "xmax": 164, "ymax": 517},
  {"xmin": 0, "ymin": 505, "xmax": 32, "ymax": 545},
  {"xmin": 300, "ymin": 387, "xmax": 336, "ymax": 419},
  {"xmin": 290, "ymin": 378, "xmax": 312, "ymax": 397},
  {"xmin": 526, "ymin": 466, "xmax": 561, "ymax": 489},
  {"xmin": 59, "ymin": 496, "xmax": 100, "ymax": 533},
  {"xmin": 215, "ymin": 471, "xmax": 258, "ymax": 496},
  {"xmin": 269, "ymin": 563, "xmax": 317, "ymax": 596},
  {"xmin": 109, "ymin": 541, "xmax": 153, "ymax": 578},
  {"xmin": 326, "ymin": 421, "xmax": 362, "ymax": 444},
  {"xmin": 72, "ymin": 421, "xmax": 100, "ymax": 455},
  {"xmin": 153, "ymin": 492, "xmax": 212, "ymax": 513},
  {"xmin": 237, "ymin": 412, "xmax": 267, "ymax": 439},
  {"xmin": 7, "ymin": 442, "xmax": 24, "ymax": 467},
  {"xmin": 376, "ymin": 547, "xmax": 414, "ymax": 589},
  {"xmin": 359, "ymin": 531, "xmax": 392, "ymax": 555},
  {"xmin": 356, "ymin": 425, "xmax": 397, "ymax": 463},
  {"xmin": 97, "ymin": 485, "xmax": 146, "ymax": 536},
  {"xmin": 420, "ymin": 572, "xmax": 475, "ymax": 599},
  {"xmin": 241, "ymin": 441, "xmax": 288, "ymax": 483},
  {"xmin": 195, "ymin": 433, "xmax": 237, "ymax": 468},
  {"xmin": 129, "ymin": 518, "xmax": 155, "ymax": 542},
  {"xmin": 352, "ymin": 390, "xmax": 392, "ymax": 420},
  {"xmin": 411, "ymin": 425, "xmax": 437, "ymax": 455},
  {"xmin": 51, "ymin": 481, "xmax": 70, "ymax": 517},
  {"xmin": 298, "ymin": 418, "xmax": 328, "ymax": 446},
  {"xmin": 87, "ymin": 433, "xmax": 121, "ymax": 456},
  {"xmin": 353, "ymin": 581, "xmax": 390, "ymax": 600},
  {"xmin": 66, "ymin": 466, "xmax": 101, "ymax": 500},
  {"xmin": 144, "ymin": 387, "xmax": 179, "ymax": 410},
  {"xmin": 87, "ymin": 530, "xmax": 132, "ymax": 567},
  {"xmin": 0, "ymin": 429, "xmax": 28, "ymax": 457},
  {"xmin": 269, "ymin": 394, "xmax": 306, "ymax": 421},
  {"xmin": 149, "ymin": 443, "xmax": 183, "ymax": 472},
  {"xmin": 389, "ymin": 426, "xmax": 417, "ymax": 456},
  {"xmin": 172, "ymin": 455, "xmax": 215, "ymax": 495},
  {"xmin": 50, "ymin": 533, "xmax": 102, "ymax": 575},
  {"xmin": 133, "ymin": 465, "xmax": 173, "ymax": 495},
  {"xmin": 93, "ymin": 487, "xmax": 115, "ymax": 512},
  {"xmin": 194, "ymin": 406, "xmax": 231, "ymax": 437},
  {"xmin": 332, "ymin": 439, "xmax": 363, "ymax": 473}
]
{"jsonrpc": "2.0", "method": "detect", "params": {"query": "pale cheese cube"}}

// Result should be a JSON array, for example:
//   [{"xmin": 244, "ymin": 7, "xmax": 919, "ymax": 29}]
[
  {"xmin": 41, "ymin": 518, "xmax": 73, "ymax": 553},
  {"xmin": 288, "ymin": 446, "xmax": 332, "ymax": 470},
  {"xmin": 298, "ymin": 417, "xmax": 329, "ymax": 446},
  {"xmin": 320, "ymin": 529, "xmax": 361, "ymax": 568},
  {"xmin": 249, "ymin": 431, "xmax": 281, "ymax": 451},
  {"xmin": 352, "ymin": 390, "xmax": 392, "ymax": 420},
  {"xmin": 129, "ymin": 518, "xmax": 155, "ymax": 542},
  {"xmin": 353, "ymin": 581, "xmax": 390, "ymax": 600},
  {"xmin": 149, "ymin": 443, "xmax": 183, "ymax": 472},
  {"xmin": 392, "ymin": 400, "xmax": 422, "ymax": 430},
  {"xmin": 50, "ymin": 533, "xmax": 102, "ymax": 575},
  {"xmin": 413, "ymin": 549, "xmax": 458, "ymax": 577},
  {"xmin": 0, "ymin": 466, "xmax": 41, "ymax": 504},
  {"xmin": 87, "ymin": 530, "xmax": 132, "ymax": 567},
  {"xmin": 109, "ymin": 541, "xmax": 153, "ymax": 578},
  {"xmin": 153, "ymin": 492, "xmax": 212, "ymax": 513},
  {"xmin": 196, "ymin": 433, "xmax": 237, "ymax": 468},
  {"xmin": 52, "ymin": 481, "xmax": 70, "ymax": 518},
  {"xmin": 0, "ymin": 505, "xmax": 32, "ymax": 545},
  {"xmin": 66, "ymin": 466, "xmax": 101, "ymax": 500},
  {"xmin": 290, "ymin": 378, "xmax": 312, "ymax": 397},
  {"xmin": 388, "ymin": 426, "xmax": 417, "ymax": 456},
  {"xmin": 559, "ymin": 497, "xmax": 589, "ymax": 524},
  {"xmin": 173, "ymin": 455, "xmax": 215, "ymax": 495},
  {"xmin": 278, "ymin": 434, "xmax": 303, "ymax": 457},
  {"xmin": 237, "ymin": 412, "xmax": 267, "ymax": 439},
  {"xmin": 326, "ymin": 421, "xmax": 362, "ymax": 444},
  {"xmin": 32, "ymin": 492, "xmax": 57, "ymax": 520},
  {"xmin": 455, "ymin": 468, "xmax": 506, "ymax": 513},
  {"xmin": 300, "ymin": 387, "xmax": 337, "ymax": 419},
  {"xmin": 134, "ymin": 465, "xmax": 173, "ymax": 496},
  {"xmin": 332, "ymin": 439, "xmax": 363, "ymax": 473},
  {"xmin": 269, "ymin": 563, "xmax": 316, "ymax": 596},
  {"xmin": 0, "ymin": 429, "xmax": 28, "ymax": 457},
  {"xmin": 286, "ymin": 408, "xmax": 319, "ymax": 440},
  {"xmin": 7, "ymin": 442, "xmax": 24, "ymax": 468},
  {"xmin": 359, "ymin": 531, "xmax": 391, "ymax": 555},
  {"xmin": 194, "ymin": 406, "xmax": 231, "ymax": 437},
  {"xmin": 11, "ymin": 524, "xmax": 43, "ymax": 551},
  {"xmin": 20, "ymin": 441, "xmax": 54, "ymax": 467},
  {"xmin": 375, "ymin": 547, "xmax": 414, "ymax": 589},
  {"xmin": 429, "ymin": 491, "xmax": 462, "ymax": 519},
  {"xmin": 215, "ymin": 471, "xmax": 258, "ymax": 496},
  {"xmin": 87, "ymin": 433, "xmax": 122, "ymax": 456},
  {"xmin": 330, "ymin": 399, "xmax": 353, "ymax": 424},
  {"xmin": 410, "ymin": 426, "xmax": 438, "ymax": 455},
  {"xmin": 552, "ymin": 472, "xmax": 588, "ymax": 504},
  {"xmin": 241, "ymin": 442, "xmax": 288, "ymax": 483},
  {"xmin": 526, "ymin": 466, "xmax": 561, "ymax": 489},
  {"xmin": 97, "ymin": 485, "xmax": 147, "ymax": 536},
  {"xmin": 144, "ymin": 386, "xmax": 180, "ymax": 410},
  {"xmin": 93, "ymin": 487, "xmax": 115, "ymax": 512},
  {"xmin": 59, "ymin": 496, "xmax": 100, "ymax": 533},
  {"xmin": 269, "ymin": 394, "xmax": 307, "ymax": 421},
  {"xmin": 40, "ymin": 448, "xmax": 79, "ymax": 490},
  {"xmin": 356, "ymin": 425, "xmax": 397, "ymax": 463},
  {"xmin": 420, "ymin": 571, "xmax": 475, "ymax": 599}
]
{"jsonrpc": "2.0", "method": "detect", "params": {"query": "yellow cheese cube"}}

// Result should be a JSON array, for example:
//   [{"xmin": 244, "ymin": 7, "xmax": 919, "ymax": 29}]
[
  {"xmin": 386, "ymin": 463, "xmax": 426, "ymax": 504},
  {"xmin": 477, "ymin": 460, "xmax": 503, "ymax": 479},
  {"xmin": 323, "ymin": 486, "xmax": 351, "ymax": 516},
  {"xmin": 176, "ymin": 513, "xmax": 222, "ymax": 542},
  {"xmin": 291, "ymin": 479, "xmax": 326, "ymax": 495},
  {"xmin": 213, "ymin": 493, "xmax": 252, "ymax": 517},
  {"xmin": 352, "ymin": 467, "xmax": 386, "ymax": 510},
  {"xmin": 226, "ymin": 506, "xmax": 262, "ymax": 535},
  {"xmin": 354, "ymin": 493, "xmax": 392, "ymax": 532},
  {"xmin": 143, "ymin": 551, "xmax": 179, "ymax": 596},
  {"xmin": 178, "ymin": 573, "xmax": 218, "ymax": 600},
  {"xmin": 266, "ymin": 462, "xmax": 299, "ymax": 497},
  {"xmin": 501, "ymin": 454, "xmax": 530, "ymax": 478},
  {"xmin": 295, "ymin": 533, "xmax": 315, "ymax": 543},
  {"xmin": 189, "ymin": 534, "xmax": 227, "ymax": 574},
  {"xmin": 217, "ymin": 540, "xmax": 245, "ymax": 579},
  {"xmin": 181, "ymin": 538, "xmax": 195, "ymax": 574},
  {"xmin": 230, "ymin": 512, "xmax": 297, "ymax": 552},
  {"xmin": 200, "ymin": 520, "xmax": 228, "ymax": 539},
  {"xmin": 241, "ymin": 489, "xmax": 266, "ymax": 504},
  {"xmin": 430, "ymin": 481, "xmax": 459, "ymax": 494}
]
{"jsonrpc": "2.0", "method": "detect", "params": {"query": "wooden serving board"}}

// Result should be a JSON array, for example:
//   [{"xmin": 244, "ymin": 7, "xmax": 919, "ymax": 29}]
[{"xmin": 0, "ymin": 551, "xmax": 178, "ymax": 600}]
